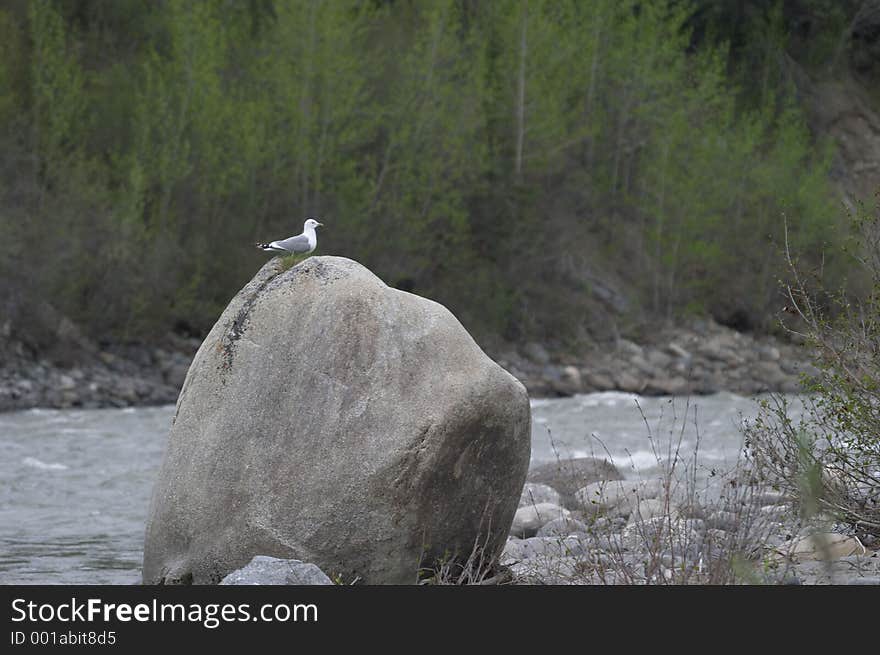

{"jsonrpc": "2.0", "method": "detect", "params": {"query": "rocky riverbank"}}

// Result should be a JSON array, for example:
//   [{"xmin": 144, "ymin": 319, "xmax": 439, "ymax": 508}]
[
  {"xmin": 500, "ymin": 458, "xmax": 880, "ymax": 585},
  {"xmin": 0, "ymin": 332, "xmax": 199, "ymax": 412},
  {"xmin": 218, "ymin": 458, "xmax": 880, "ymax": 585},
  {"xmin": 1, "ymin": 314, "xmax": 813, "ymax": 412},
  {"xmin": 496, "ymin": 319, "xmax": 817, "ymax": 398}
]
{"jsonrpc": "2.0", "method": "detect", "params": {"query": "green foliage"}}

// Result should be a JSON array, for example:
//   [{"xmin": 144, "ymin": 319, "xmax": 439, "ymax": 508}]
[{"xmin": 0, "ymin": 0, "xmax": 853, "ymax": 344}]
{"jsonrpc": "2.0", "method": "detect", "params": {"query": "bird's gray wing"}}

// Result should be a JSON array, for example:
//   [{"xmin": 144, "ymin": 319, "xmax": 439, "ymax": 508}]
[{"xmin": 274, "ymin": 234, "xmax": 311, "ymax": 253}]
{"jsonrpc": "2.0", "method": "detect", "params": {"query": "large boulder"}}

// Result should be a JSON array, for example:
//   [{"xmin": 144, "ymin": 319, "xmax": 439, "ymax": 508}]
[{"xmin": 143, "ymin": 256, "xmax": 531, "ymax": 585}]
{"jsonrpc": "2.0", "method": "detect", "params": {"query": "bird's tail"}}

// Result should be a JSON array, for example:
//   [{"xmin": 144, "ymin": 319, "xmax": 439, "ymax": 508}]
[{"xmin": 255, "ymin": 242, "xmax": 274, "ymax": 251}]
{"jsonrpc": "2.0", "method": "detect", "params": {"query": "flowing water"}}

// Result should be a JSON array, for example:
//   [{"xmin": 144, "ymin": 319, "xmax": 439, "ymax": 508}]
[{"xmin": 0, "ymin": 392, "xmax": 792, "ymax": 584}]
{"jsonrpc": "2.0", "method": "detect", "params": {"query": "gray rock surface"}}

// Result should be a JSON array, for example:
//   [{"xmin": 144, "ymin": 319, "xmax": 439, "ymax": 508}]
[
  {"xmin": 518, "ymin": 482, "xmax": 562, "ymax": 508},
  {"xmin": 143, "ymin": 256, "xmax": 531, "ymax": 584},
  {"xmin": 220, "ymin": 556, "xmax": 333, "ymax": 585},
  {"xmin": 574, "ymin": 478, "xmax": 662, "ymax": 518},
  {"xmin": 536, "ymin": 516, "xmax": 589, "ymax": 538},
  {"xmin": 527, "ymin": 458, "xmax": 623, "ymax": 509},
  {"xmin": 510, "ymin": 503, "xmax": 569, "ymax": 538}
]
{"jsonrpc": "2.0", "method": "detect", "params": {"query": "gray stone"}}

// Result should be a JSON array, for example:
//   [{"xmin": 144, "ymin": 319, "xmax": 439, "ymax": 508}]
[
  {"xmin": 628, "ymin": 355, "xmax": 657, "ymax": 376},
  {"xmin": 536, "ymin": 516, "xmax": 589, "ymax": 538},
  {"xmin": 518, "ymin": 482, "xmax": 562, "ymax": 508},
  {"xmin": 628, "ymin": 498, "xmax": 672, "ymax": 523},
  {"xmin": 528, "ymin": 457, "xmax": 623, "ymax": 509},
  {"xmin": 616, "ymin": 339, "xmax": 644, "ymax": 358},
  {"xmin": 676, "ymin": 499, "xmax": 707, "ymax": 520},
  {"xmin": 759, "ymin": 505, "xmax": 788, "ymax": 522},
  {"xmin": 622, "ymin": 517, "xmax": 697, "ymax": 551},
  {"xmin": 665, "ymin": 342, "xmax": 691, "ymax": 360},
  {"xmin": 682, "ymin": 518, "xmax": 706, "ymax": 535},
  {"xmin": 782, "ymin": 533, "xmax": 867, "ymax": 562},
  {"xmin": 510, "ymin": 503, "xmax": 569, "ymax": 538},
  {"xmin": 510, "ymin": 556, "xmax": 582, "ymax": 584},
  {"xmin": 513, "ymin": 535, "xmax": 591, "ymax": 561},
  {"xmin": 220, "ymin": 556, "xmax": 333, "ymax": 585},
  {"xmin": 645, "ymin": 349, "xmax": 673, "ymax": 369},
  {"xmin": 582, "ymin": 370, "xmax": 614, "ymax": 390},
  {"xmin": 500, "ymin": 538, "xmax": 526, "ymax": 563},
  {"xmin": 523, "ymin": 342, "xmax": 550, "ymax": 364},
  {"xmin": 705, "ymin": 510, "xmax": 739, "ymax": 533},
  {"xmin": 556, "ymin": 365, "xmax": 583, "ymax": 394},
  {"xmin": 750, "ymin": 361, "xmax": 789, "ymax": 387},
  {"xmin": 612, "ymin": 370, "xmax": 644, "ymax": 393},
  {"xmin": 163, "ymin": 363, "xmax": 190, "ymax": 389},
  {"xmin": 143, "ymin": 257, "xmax": 531, "ymax": 585},
  {"xmin": 754, "ymin": 490, "xmax": 788, "ymax": 506},
  {"xmin": 644, "ymin": 376, "xmax": 689, "ymax": 396},
  {"xmin": 757, "ymin": 345, "xmax": 781, "ymax": 361},
  {"xmin": 704, "ymin": 528, "xmax": 730, "ymax": 544},
  {"xmin": 574, "ymin": 478, "xmax": 662, "ymax": 519}
]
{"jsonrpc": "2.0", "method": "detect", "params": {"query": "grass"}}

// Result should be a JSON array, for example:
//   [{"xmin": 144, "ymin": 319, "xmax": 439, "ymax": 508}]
[{"xmin": 502, "ymin": 397, "xmax": 805, "ymax": 585}]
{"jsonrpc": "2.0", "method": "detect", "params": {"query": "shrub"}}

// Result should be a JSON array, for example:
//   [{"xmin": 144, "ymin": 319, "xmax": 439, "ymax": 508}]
[{"xmin": 744, "ymin": 199, "xmax": 880, "ymax": 541}]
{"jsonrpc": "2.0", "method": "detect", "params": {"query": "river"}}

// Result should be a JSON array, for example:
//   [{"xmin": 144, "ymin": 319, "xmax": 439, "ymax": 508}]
[{"xmin": 0, "ymin": 392, "xmax": 787, "ymax": 584}]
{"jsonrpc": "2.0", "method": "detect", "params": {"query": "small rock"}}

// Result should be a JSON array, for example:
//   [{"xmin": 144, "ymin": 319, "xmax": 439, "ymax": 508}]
[
  {"xmin": 782, "ymin": 533, "xmax": 867, "ymax": 562},
  {"xmin": 629, "ymin": 498, "xmax": 672, "ymax": 523},
  {"xmin": 510, "ymin": 503, "xmax": 570, "ymax": 538},
  {"xmin": 759, "ymin": 505, "xmax": 787, "ymax": 522},
  {"xmin": 616, "ymin": 339, "xmax": 643, "ymax": 358},
  {"xmin": 622, "ymin": 517, "xmax": 692, "ymax": 550},
  {"xmin": 703, "ymin": 529, "xmax": 730, "ymax": 545},
  {"xmin": 758, "ymin": 345, "xmax": 781, "ymax": 361},
  {"xmin": 582, "ymin": 370, "xmax": 614, "ymax": 390},
  {"xmin": 510, "ymin": 556, "xmax": 583, "ymax": 584},
  {"xmin": 628, "ymin": 355, "xmax": 657, "ymax": 376},
  {"xmin": 518, "ymin": 482, "xmax": 562, "ymax": 508},
  {"xmin": 537, "ymin": 517, "xmax": 589, "ymax": 538},
  {"xmin": 613, "ymin": 370, "xmax": 644, "ymax": 393},
  {"xmin": 501, "ymin": 538, "xmax": 526, "ymax": 563},
  {"xmin": 676, "ymin": 499, "xmax": 707, "ymax": 520},
  {"xmin": 523, "ymin": 342, "xmax": 550, "ymax": 364},
  {"xmin": 560, "ymin": 365, "xmax": 582, "ymax": 393},
  {"xmin": 645, "ymin": 349, "xmax": 673, "ymax": 369},
  {"xmin": 220, "ymin": 556, "xmax": 333, "ymax": 585},
  {"xmin": 665, "ymin": 342, "xmax": 691, "ymax": 360},
  {"xmin": 644, "ymin": 376, "xmax": 688, "ymax": 396},
  {"xmin": 682, "ymin": 518, "xmax": 706, "ymax": 535},
  {"xmin": 575, "ymin": 479, "xmax": 663, "ymax": 519},
  {"xmin": 705, "ymin": 510, "xmax": 739, "ymax": 532},
  {"xmin": 515, "ymin": 536, "xmax": 585, "ymax": 560},
  {"xmin": 528, "ymin": 458, "xmax": 623, "ymax": 509},
  {"xmin": 754, "ymin": 489, "xmax": 788, "ymax": 506},
  {"xmin": 163, "ymin": 363, "xmax": 190, "ymax": 389}
]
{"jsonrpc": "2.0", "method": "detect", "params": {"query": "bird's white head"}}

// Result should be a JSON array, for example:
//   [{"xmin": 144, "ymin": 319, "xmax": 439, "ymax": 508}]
[{"xmin": 304, "ymin": 217, "xmax": 323, "ymax": 231}]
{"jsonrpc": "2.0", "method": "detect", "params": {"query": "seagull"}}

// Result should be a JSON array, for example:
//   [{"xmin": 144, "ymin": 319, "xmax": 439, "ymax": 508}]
[{"xmin": 256, "ymin": 217, "xmax": 323, "ymax": 255}]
